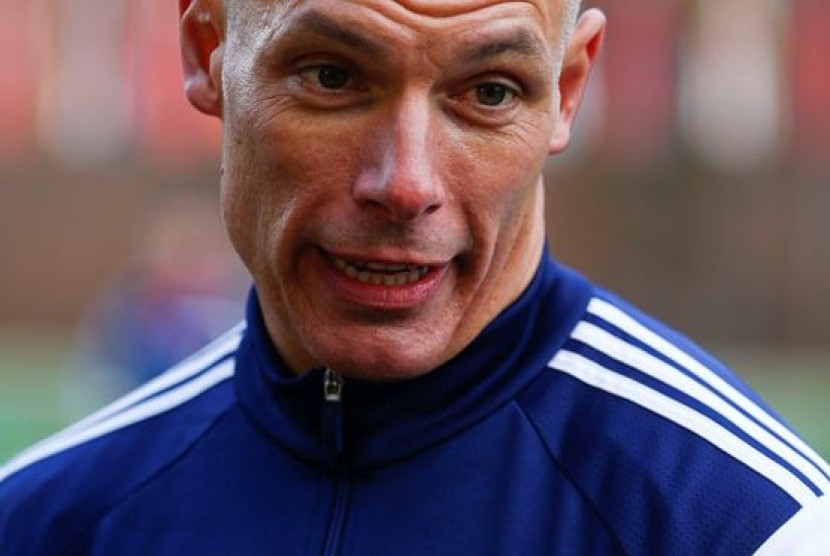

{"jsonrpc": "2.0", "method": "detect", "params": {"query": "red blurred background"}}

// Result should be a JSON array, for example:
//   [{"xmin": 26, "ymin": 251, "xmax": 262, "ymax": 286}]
[{"xmin": 0, "ymin": 0, "xmax": 827, "ymax": 348}]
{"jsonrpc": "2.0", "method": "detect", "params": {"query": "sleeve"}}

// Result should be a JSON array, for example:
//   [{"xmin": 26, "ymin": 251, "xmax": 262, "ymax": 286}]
[{"xmin": 754, "ymin": 495, "xmax": 830, "ymax": 555}]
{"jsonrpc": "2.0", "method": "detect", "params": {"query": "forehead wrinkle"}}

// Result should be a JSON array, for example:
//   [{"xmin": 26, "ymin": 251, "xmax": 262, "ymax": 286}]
[
  {"xmin": 387, "ymin": 0, "xmax": 553, "ymax": 19},
  {"xmin": 233, "ymin": 0, "xmax": 561, "ymax": 77},
  {"xmin": 285, "ymin": 9, "xmax": 393, "ymax": 58}
]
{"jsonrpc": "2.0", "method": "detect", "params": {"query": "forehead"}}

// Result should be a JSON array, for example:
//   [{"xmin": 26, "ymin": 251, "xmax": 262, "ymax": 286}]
[{"xmin": 228, "ymin": 0, "xmax": 566, "ymax": 50}]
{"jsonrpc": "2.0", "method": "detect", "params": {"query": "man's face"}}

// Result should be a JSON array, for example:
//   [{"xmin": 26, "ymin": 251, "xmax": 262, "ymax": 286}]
[{"xmin": 219, "ymin": 0, "xmax": 567, "ymax": 379}]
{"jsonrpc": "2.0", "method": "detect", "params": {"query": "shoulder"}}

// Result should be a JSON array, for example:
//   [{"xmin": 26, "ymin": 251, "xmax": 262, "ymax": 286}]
[
  {"xmin": 0, "ymin": 324, "xmax": 244, "ymax": 556},
  {"xmin": 520, "ymin": 287, "xmax": 830, "ymax": 554}
]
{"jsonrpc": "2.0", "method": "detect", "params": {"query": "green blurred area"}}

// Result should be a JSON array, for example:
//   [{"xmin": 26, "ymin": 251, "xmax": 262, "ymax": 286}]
[
  {"xmin": 0, "ymin": 335, "xmax": 78, "ymax": 463},
  {"xmin": 0, "ymin": 336, "xmax": 828, "ymax": 465}
]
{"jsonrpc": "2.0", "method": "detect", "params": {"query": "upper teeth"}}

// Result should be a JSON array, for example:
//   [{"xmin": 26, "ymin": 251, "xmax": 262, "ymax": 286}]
[
  {"xmin": 332, "ymin": 257, "xmax": 429, "ymax": 285},
  {"xmin": 365, "ymin": 262, "xmax": 411, "ymax": 272}
]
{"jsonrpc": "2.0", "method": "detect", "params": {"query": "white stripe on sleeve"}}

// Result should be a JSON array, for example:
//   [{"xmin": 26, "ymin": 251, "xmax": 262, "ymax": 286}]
[
  {"xmin": 0, "ymin": 359, "xmax": 235, "ymax": 484},
  {"xmin": 571, "ymin": 321, "xmax": 829, "ymax": 494},
  {"xmin": 753, "ymin": 495, "xmax": 830, "ymax": 555},
  {"xmin": 549, "ymin": 349, "xmax": 818, "ymax": 507},
  {"xmin": 13, "ymin": 324, "xmax": 243, "ymax": 465},
  {"xmin": 587, "ymin": 298, "xmax": 830, "ymax": 478}
]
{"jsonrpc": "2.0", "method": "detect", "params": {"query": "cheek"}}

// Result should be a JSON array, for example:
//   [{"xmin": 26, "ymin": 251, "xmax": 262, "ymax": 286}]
[
  {"xmin": 228, "ymin": 97, "xmax": 367, "ymax": 190},
  {"xmin": 219, "ymin": 163, "xmax": 268, "ymax": 274},
  {"xmin": 449, "ymin": 124, "xmax": 549, "ymax": 232},
  {"xmin": 220, "ymin": 110, "xmax": 293, "ymax": 271},
  {"xmin": 220, "ymin": 104, "xmax": 369, "ymax": 270}
]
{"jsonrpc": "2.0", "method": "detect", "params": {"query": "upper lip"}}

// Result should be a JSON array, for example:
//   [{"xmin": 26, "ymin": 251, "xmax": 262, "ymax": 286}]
[{"xmin": 322, "ymin": 248, "xmax": 449, "ymax": 269}]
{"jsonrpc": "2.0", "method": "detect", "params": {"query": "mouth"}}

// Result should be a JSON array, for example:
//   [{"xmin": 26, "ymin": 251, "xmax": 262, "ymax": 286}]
[
  {"xmin": 330, "ymin": 256, "xmax": 431, "ymax": 286},
  {"xmin": 317, "ymin": 248, "xmax": 450, "ymax": 311}
]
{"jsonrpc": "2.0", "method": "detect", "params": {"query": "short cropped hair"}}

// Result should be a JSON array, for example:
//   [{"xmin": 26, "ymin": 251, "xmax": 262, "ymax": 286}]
[
  {"xmin": 563, "ymin": 0, "xmax": 581, "ymax": 28},
  {"xmin": 555, "ymin": 0, "xmax": 582, "ymax": 71}
]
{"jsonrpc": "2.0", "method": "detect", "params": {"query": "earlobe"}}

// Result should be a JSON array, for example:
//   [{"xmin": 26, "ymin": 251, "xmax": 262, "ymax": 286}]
[
  {"xmin": 180, "ymin": 0, "xmax": 224, "ymax": 117},
  {"xmin": 549, "ymin": 9, "xmax": 606, "ymax": 155}
]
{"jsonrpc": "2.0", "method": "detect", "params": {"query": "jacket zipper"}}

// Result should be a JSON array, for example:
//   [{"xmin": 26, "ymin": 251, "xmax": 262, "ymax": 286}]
[{"xmin": 322, "ymin": 369, "xmax": 350, "ymax": 556}]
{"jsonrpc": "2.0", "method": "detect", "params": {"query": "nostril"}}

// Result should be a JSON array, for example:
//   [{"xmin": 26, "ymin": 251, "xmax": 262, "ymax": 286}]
[{"xmin": 353, "ymin": 168, "xmax": 445, "ymax": 221}]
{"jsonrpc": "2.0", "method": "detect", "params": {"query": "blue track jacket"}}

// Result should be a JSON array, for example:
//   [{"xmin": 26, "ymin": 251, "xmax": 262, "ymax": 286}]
[{"xmin": 2, "ymin": 253, "xmax": 829, "ymax": 555}]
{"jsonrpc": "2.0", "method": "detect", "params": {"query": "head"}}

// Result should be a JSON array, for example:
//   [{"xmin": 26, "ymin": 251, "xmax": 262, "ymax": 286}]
[{"xmin": 179, "ymin": 0, "xmax": 604, "ymax": 380}]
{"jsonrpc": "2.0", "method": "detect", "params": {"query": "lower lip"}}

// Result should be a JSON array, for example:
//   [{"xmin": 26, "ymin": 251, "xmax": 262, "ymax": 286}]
[{"xmin": 317, "ymin": 252, "xmax": 449, "ymax": 311}]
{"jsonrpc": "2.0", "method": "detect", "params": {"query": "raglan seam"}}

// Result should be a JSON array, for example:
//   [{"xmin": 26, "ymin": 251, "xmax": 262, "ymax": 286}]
[{"xmin": 513, "ymin": 397, "xmax": 629, "ymax": 556}]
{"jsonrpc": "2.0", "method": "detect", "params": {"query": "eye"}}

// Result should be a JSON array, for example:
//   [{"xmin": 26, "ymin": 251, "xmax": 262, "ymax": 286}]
[
  {"xmin": 299, "ymin": 64, "xmax": 353, "ymax": 90},
  {"xmin": 315, "ymin": 65, "xmax": 351, "ymax": 89},
  {"xmin": 475, "ymin": 82, "xmax": 514, "ymax": 107}
]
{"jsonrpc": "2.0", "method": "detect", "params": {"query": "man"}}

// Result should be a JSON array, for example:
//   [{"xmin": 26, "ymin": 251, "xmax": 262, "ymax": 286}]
[{"xmin": 1, "ymin": 0, "xmax": 828, "ymax": 554}]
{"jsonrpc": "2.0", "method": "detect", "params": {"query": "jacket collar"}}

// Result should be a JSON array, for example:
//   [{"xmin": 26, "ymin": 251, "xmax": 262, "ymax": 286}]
[{"xmin": 234, "ymin": 250, "xmax": 591, "ymax": 469}]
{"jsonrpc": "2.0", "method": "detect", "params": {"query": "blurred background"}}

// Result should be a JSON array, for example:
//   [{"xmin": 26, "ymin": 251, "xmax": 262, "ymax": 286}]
[{"xmin": 0, "ymin": 0, "xmax": 828, "ymax": 461}]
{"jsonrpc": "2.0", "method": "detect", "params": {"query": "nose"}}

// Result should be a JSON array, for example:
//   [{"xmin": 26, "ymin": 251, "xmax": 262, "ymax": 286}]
[{"xmin": 352, "ymin": 92, "xmax": 446, "ymax": 222}]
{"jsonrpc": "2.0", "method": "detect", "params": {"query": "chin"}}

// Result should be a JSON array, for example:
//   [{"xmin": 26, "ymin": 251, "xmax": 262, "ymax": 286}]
[
  {"xmin": 319, "ymin": 345, "xmax": 446, "ymax": 382},
  {"xmin": 299, "ymin": 313, "xmax": 461, "ymax": 382}
]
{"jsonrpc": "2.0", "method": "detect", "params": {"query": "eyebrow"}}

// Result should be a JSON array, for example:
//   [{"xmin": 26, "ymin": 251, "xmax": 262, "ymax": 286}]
[
  {"xmin": 460, "ymin": 29, "xmax": 549, "ymax": 64},
  {"xmin": 288, "ymin": 10, "xmax": 390, "ymax": 58},
  {"xmin": 279, "ymin": 10, "xmax": 548, "ymax": 67}
]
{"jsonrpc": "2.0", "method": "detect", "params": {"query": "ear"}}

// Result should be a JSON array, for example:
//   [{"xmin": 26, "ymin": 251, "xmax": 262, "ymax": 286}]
[
  {"xmin": 549, "ymin": 9, "xmax": 606, "ymax": 155},
  {"xmin": 179, "ymin": 0, "xmax": 224, "ymax": 117}
]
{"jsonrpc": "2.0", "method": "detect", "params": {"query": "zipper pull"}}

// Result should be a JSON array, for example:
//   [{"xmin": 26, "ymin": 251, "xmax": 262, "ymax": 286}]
[
  {"xmin": 322, "ymin": 369, "xmax": 345, "ymax": 463},
  {"xmin": 324, "ymin": 368, "xmax": 344, "ymax": 402}
]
